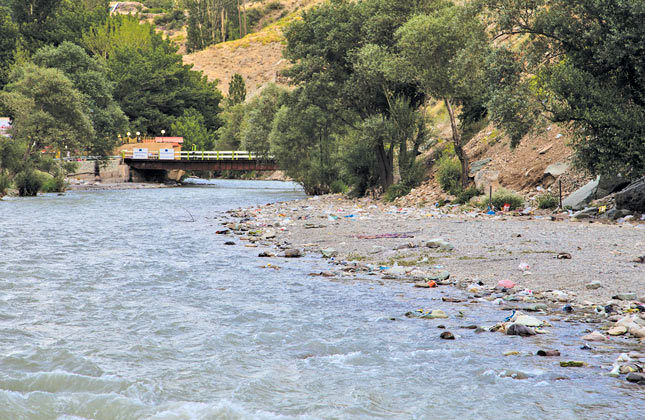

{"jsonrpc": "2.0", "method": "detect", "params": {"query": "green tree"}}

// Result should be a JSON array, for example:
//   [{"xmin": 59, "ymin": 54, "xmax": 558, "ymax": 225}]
[
  {"xmin": 0, "ymin": 6, "xmax": 19, "ymax": 89},
  {"xmin": 216, "ymin": 102, "xmax": 246, "ymax": 150},
  {"xmin": 479, "ymin": 0, "xmax": 645, "ymax": 178},
  {"xmin": 396, "ymin": 3, "xmax": 489, "ymax": 187},
  {"xmin": 0, "ymin": 64, "xmax": 94, "ymax": 195},
  {"xmin": 104, "ymin": 23, "xmax": 223, "ymax": 135},
  {"xmin": 227, "ymin": 73, "xmax": 246, "ymax": 105},
  {"xmin": 32, "ymin": 42, "xmax": 128, "ymax": 158},
  {"xmin": 241, "ymin": 84, "xmax": 287, "ymax": 156},
  {"xmin": 170, "ymin": 108, "xmax": 215, "ymax": 150},
  {"xmin": 269, "ymin": 96, "xmax": 339, "ymax": 195},
  {"xmin": 10, "ymin": 0, "xmax": 108, "ymax": 54}
]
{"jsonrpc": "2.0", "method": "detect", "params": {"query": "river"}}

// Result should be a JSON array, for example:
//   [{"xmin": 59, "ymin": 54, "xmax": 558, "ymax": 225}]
[{"xmin": 0, "ymin": 180, "xmax": 642, "ymax": 419}]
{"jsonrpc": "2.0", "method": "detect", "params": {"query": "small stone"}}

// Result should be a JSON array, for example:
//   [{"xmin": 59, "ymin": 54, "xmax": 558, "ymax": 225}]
[
  {"xmin": 525, "ymin": 303, "xmax": 548, "ymax": 312},
  {"xmin": 513, "ymin": 314, "xmax": 543, "ymax": 327},
  {"xmin": 560, "ymin": 361, "xmax": 587, "ymax": 367},
  {"xmin": 440, "ymin": 331, "xmax": 455, "ymax": 340},
  {"xmin": 224, "ymin": 241, "xmax": 235, "ymax": 245},
  {"xmin": 582, "ymin": 331, "xmax": 607, "ymax": 341},
  {"xmin": 619, "ymin": 364, "xmax": 642, "ymax": 374},
  {"xmin": 626, "ymin": 372, "xmax": 645, "ymax": 384},
  {"xmin": 537, "ymin": 350, "xmax": 561, "ymax": 357},
  {"xmin": 585, "ymin": 281, "xmax": 602, "ymax": 290},
  {"xmin": 321, "ymin": 248, "xmax": 338, "ymax": 258},
  {"xmin": 424, "ymin": 309, "xmax": 448, "ymax": 319},
  {"xmin": 258, "ymin": 251, "xmax": 274, "ymax": 257},
  {"xmin": 557, "ymin": 252, "xmax": 572, "ymax": 259},
  {"xmin": 608, "ymin": 325, "xmax": 628, "ymax": 336},
  {"xmin": 425, "ymin": 238, "xmax": 454, "ymax": 251},
  {"xmin": 284, "ymin": 249, "xmax": 302, "ymax": 258},
  {"xmin": 506, "ymin": 323, "xmax": 536, "ymax": 337},
  {"xmin": 427, "ymin": 271, "xmax": 451, "ymax": 281},
  {"xmin": 613, "ymin": 293, "xmax": 637, "ymax": 301},
  {"xmin": 504, "ymin": 351, "xmax": 520, "ymax": 356}
]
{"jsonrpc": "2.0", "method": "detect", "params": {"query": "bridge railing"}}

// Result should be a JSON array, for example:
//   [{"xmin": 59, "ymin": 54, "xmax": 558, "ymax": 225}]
[{"xmin": 121, "ymin": 150, "xmax": 273, "ymax": 161}]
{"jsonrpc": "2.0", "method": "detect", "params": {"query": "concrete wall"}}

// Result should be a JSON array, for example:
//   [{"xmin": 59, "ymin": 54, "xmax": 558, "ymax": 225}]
[{"xmin": 67, "ymin": 159, "xmax": 130, "ymax": 183}]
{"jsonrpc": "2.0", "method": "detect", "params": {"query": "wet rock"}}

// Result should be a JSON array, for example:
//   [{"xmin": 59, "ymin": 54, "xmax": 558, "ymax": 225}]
[
  {"xmin": 426, "ymin": 309, "xmax": 448, "ymax": 319},
  {"xmin": 442, "ymin": 297, "xmax": 463, "ymax": 303},
  {"xmin": 224, "ymin": 241, "xmax": 235, "ymax": 245},
  {"xmin": 258, "ymin": 251, "xmax": 274, "ymax": 257},
  {"xmin": 537, "ymin": 350, "xmax": 561, "ymax": 357},
  {"xmin": 585, "ymin": 281, "xmax": 602, "ymax": 290},
  {"xmin": 506, "ymin": 323, "xmax": 536, "ymax": 337},
  {"xmin": 284, "ymin": 249, "xmax": 302, "ymax": 258},
  {"xmin": 512, "ymin": 313, "xmax": 544, "ymax": 327},
  {"xmin": 560, "ymin": 361, "xmax": 586, "ymax": 367},
  {"xmin": 504, "ymin": 351, "xmax": 520, "ymax": 356},
  {"xmin": 440, "ymin": 331, "xmax": 455, "ymax": 340},
  {"xmin": 557, "ymin": 252, "xmax": 572, "ymax": 259},
  {"xmin": 608, "ymin": 325, "xmax": 628, "ymax": 336},
  {"xmin": 626, "ymin": 372, "xmax": 645, "ymax": 384},
  {"xmin": 526, "ymin": 303, "xmax": 548, "ymax": 312},
  {"xmin": 613, "ymin": 293, "xmax": 637, "ymax": 301},
  {"xmin": 582, "ymin": 331, "xmax": 607, "ymax": 342},
  {"xmin": 562, "ymin": 304, "xmax": 574, "ymax": 313},
  {"xmin": 619, "ymin": 364, "xmax": 642, "ymax": 374},
  {"xmin": 474, "ymin": 327, "xmax": 487, "ymax": 333},
  {"xmin": 500, "ymin": 370, "xmax": 528, "ymax": 380}
]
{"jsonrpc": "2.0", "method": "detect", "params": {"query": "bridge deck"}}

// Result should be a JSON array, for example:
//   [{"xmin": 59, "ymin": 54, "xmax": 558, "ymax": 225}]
[{"xmin": 122, "ymin": 150, "xmax": 278, "ymax": 171}]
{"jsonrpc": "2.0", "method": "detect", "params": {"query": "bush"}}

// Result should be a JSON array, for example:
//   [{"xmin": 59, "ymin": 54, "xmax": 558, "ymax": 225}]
[
  {"xmin": 330, "ymin": 179, "xmax": 348, "ymax": 194},
  {"xmin": 536, "ymin": 193, "xmax": 558, "ymax": 209},
  {"xmin": 491, "ymin": 188, "xmax": 524, "ymax": 210},
  {"xmin": 41, "ymin": 175, "xmax": 68, "ymax": 193},
  {"xmin": 455, "ymin": 186, "xmax": 481, "ymax": 204},
  {"xmin": 384, "ymin": 183, "xmax": 411, "ymax": 202},
  {"xmin": 14, "ymin": 170, "xmax": 44, "ymax": 196},
  {"xmin": 0, "ymin": 171, "xmax": 10, "ymax": 196},
  {"xmin": 437, "ymin": 156, "xmax": 461, "ymax": 195}
]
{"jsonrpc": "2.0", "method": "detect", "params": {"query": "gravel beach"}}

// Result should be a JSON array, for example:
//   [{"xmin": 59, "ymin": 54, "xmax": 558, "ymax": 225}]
[{"xmin": 224, "ymin": 195, "xmax": 644, "ymax": 306}]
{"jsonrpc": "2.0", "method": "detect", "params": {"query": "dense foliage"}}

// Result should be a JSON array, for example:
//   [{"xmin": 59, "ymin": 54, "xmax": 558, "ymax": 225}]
[{"xmin": 0, "ymin": 0, "xmax": 223, "ymax": 195}]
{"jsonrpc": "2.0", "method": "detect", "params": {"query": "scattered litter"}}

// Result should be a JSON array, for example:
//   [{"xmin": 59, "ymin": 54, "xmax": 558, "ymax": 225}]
[{"xmin": 355, "ymin": 233, "xmax": 414, "ymax": 239}]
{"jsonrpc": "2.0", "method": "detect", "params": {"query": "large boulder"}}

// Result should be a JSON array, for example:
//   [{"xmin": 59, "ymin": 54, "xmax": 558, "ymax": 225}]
[
  {"xmin": 615, "ymin": 176, "xmax": 645, "ymax": 211},
  {"xmin": 562, "ymin": 175, "xmax": 630, "ymax": 210},
  {"xmin": 474, "ymin": 169, "xmax": 500, "ymax": 191},
  {"xmin": 544, "ymin": 162, "xmax": 569, "ymax": 177},
  {"xmin": 562, "ymin": 177, "xmax": 599, "ymax": 209}
]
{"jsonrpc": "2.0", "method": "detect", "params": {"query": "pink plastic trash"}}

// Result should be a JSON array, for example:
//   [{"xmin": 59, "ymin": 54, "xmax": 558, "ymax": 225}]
[{"xmin": 498, "ymin": 279, "xmax": 516, "ymax": 289}]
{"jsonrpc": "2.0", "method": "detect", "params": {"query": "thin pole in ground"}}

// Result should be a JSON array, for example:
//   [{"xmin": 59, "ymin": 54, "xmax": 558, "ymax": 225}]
[{"xmin": 559, "ymin": 179, "xmax": 563, "ymax": 209}]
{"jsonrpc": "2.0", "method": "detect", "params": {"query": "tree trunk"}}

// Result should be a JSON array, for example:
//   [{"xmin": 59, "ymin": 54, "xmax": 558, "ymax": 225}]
[
  {"xmin": 236, "ymin": 0, "xmax": 242, "ymax": 38},
  {"xmin": 242, "ymin": 0, "xmax": 247, "ymax": 36},
  {"xmin": 375, "ymin": 142, "xmax": 394, "ymax": 192},
  {"xmin": 444, "ymin": 98, "xmax": 469, "ymax": 187}
]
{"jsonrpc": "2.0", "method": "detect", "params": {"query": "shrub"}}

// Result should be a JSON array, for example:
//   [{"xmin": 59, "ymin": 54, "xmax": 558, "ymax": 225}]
[
  {"xmin": 437, "ymin": 156, "xmax": 461, "ymax": 195},
  {"xmin": 0, "ymin": 171, "xmax": 10, "ymax": 196},
  {"xmin": 384, "ymin": 183, "xmax": 411, "ymax": 202},
  {"xmin": 455, "ymin": 186, "xmax": 481, "ymax": 204},
  {"xmin": 536, "ymin": 193, "xmax": 558, "ymax": 209},
  {"xmin": 491, "ymin": 188, "xmax": 524, "ymax": 210},
  {"xmin": 41, "ymin": 175, "xmax": 68, "ymax": 193},
  {"xmin": 330, "ymin": 179, "xmax": 348, "ymax": 194},
  {"xmin": 14, "ymin": 170, "xmax": 44, "ymax": 196}
]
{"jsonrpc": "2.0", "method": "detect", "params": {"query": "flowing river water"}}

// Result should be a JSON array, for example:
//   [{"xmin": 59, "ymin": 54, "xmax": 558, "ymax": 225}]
[{"xmin": 0, "ymin": 180, "xmax": 642, "ymax": 419}]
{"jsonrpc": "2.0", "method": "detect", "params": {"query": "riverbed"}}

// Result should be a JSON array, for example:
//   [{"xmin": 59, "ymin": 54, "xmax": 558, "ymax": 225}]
[{"xmin": 0, "ymin": 180, "xmax": 642, "ymax": 419}]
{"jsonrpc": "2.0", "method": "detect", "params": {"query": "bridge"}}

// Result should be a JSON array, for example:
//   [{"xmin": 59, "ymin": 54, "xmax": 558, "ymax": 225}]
[{"xmin": 122, "ymin": 150, "xmax": 279, "ymax": 172}]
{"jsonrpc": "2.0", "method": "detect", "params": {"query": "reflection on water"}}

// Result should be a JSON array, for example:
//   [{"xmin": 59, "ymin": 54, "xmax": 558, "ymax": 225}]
[{"xmin": 0, "ymin": 180, "xmax": 642, "ymax": 419}]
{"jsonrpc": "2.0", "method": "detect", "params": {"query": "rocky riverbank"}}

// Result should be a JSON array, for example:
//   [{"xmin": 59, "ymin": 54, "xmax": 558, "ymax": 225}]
[{"xmin": 217, "ymin": 194, "xmax": 645, "ymax": 384}]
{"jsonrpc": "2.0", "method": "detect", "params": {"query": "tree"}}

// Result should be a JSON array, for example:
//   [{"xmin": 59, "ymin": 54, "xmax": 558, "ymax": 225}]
[
  {"xmin": 10, "ymin": 0, "xmax": 108, "ymax": 54},
  {"xmin": 32, "ymin": 42, "xmax": 128, "ymax": 158},
  {"xmin": 0, "ymin": 6, "xmax": 19, "ymax": 89},
  {"xmin": 171, "ymin": 108, "xmax": 215, "ymax": 150},
  {"xmin": 479, "ymin": 0, "xmax": 645, "ymax": 178},
  {"xmin": 241, "ymin": 84, "xmax": 287, "ymax": 156},
  {"xmin": 227, "ymin": 73, "xmax": 246, "ymax": 105},
  {"xmin": 396, "ymin": 4, "xmax": 489, "ymax": 187},
  {"xmin": 0, "ymin": 64, "xmax": 94, "ymax": 195},
  {"xmin": 216, "ymin": 102, "xmax": 246, "ymax": 150},
  {"xmin": 104, "ymin": 23, "xmax": 223, "ymax": 135}
]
